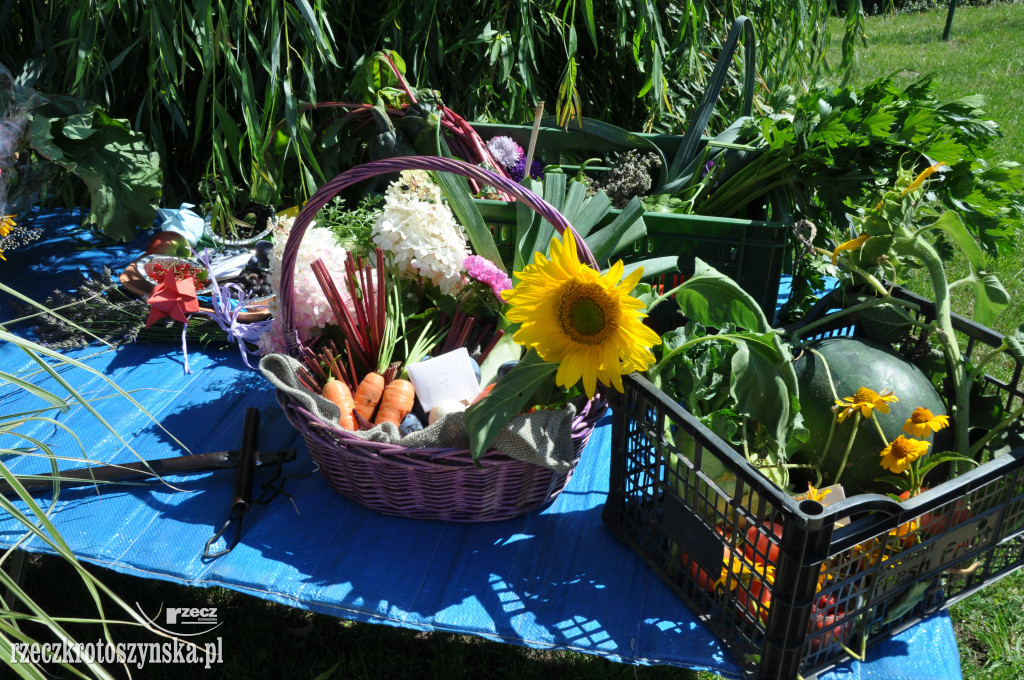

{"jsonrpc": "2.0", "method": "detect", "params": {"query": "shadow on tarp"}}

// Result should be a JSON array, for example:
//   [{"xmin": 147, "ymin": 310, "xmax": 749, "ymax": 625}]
[{"xmin": 0, "ymin": 207, "xmax": 148, "ymax": 318}]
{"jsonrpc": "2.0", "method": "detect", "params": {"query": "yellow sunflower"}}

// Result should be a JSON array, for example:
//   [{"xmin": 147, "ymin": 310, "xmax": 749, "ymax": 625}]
[
  {"xmin": 834, "ymin": 387, "xmax": 899, "ymax": 423},
  {"xmin": 879, "ymin": 435, "xmax": 930, "ymax": 475},
  {"xmin": 504, "ymin": 228, "xmax": 661, "ymax": 398},
  {"xmin": 902, "ymin": 406, "xmax": 950, "ymax": 438}
]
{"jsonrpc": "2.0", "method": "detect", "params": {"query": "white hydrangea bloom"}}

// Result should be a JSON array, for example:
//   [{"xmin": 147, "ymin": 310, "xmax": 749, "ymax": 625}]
[
  {"xmin": 258, "ymin": 213, "xmax": 352, "ymax": 354},
  {"xmin": 371, "ymin": 170, "xmax": 469, "ymax": 296}
]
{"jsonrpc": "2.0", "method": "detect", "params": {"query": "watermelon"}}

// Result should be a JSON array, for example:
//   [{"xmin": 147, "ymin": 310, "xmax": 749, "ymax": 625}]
[{"xmin": 791, "ymin": 336, "xmax": 950, "ymax": 496}]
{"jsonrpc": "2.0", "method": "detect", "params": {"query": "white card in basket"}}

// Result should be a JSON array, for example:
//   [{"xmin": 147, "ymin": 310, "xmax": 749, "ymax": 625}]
[{"xmin": 406, "ymin": 348, "xmax": 481, "ymax": 413}]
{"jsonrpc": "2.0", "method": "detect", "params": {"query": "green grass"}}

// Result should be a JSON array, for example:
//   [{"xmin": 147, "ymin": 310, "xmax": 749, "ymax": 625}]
[{"xmin": 952, "ymin": 570, "xmax": 1024, "ymax": 680}]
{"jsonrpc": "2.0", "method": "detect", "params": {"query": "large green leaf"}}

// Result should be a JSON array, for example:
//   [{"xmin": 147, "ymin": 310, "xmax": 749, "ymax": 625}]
[
  {"xmin": 434, "ymin": 170, "xmax": 507, "ymax": 272},
  {"xmin": 30, "ymin": 103, "xmax": 162, "ymax": 242},
  {"xmin": 674, "ymin": 259, "xmax": 770, "ymax": 333},
  {"xmin": 583, "ymin": 197, "xmax": 646, "ymax": 265},
  {"xmin": 512, "ymin": 176, "xmax": 647, "ymax": 272},
  {"xmin": 930, "ymin": 210, "xmax": 986, "ymax": 270},
  {"xmin": 972, "ymin": 273, "xmax": 1009, "ymax": 327},
  {"xmin": 465, "ymin": 350, "xmax": 558, "ymax": 459},
  {"xmin": 570, "ymin": 188, "xmax": 613, "ymax": 240},
  {"xmin": 515, "ymin": 179, "xmax": 545, "ymax": 272},
  {"xmin": 728, "ymin": 342, "xmax": 792, "ymax": 449}
]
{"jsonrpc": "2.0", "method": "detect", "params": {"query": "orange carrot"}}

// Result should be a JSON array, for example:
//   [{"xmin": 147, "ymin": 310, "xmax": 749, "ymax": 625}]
[
  {"xmin": 374, "ymin": 379, "xmax": 416, "ymax": 427},
  {"xmin": 353, "ymin": 372, "xmax": 385, "ymax": 422},
  {"xmin": 470, "ymin": 383, "xmax": 495, "ymax": 405},
  {"xmin": 321, "ymin": 378, "xmax": 356, "ymax": 430}
]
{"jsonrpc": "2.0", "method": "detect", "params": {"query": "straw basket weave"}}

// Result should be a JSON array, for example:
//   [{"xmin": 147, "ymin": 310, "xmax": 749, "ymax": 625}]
[{"xmin": 274, "ymin": 156, "xmax": 606, "ymax": 522}]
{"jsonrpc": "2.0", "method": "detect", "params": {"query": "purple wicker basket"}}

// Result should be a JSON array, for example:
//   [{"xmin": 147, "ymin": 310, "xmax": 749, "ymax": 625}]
[{"xmin": 273, "ymin": 156, "xmax": 606, "ymax": 522}]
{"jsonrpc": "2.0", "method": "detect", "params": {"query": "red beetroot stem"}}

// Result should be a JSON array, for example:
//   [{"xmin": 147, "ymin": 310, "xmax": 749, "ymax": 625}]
[
  {"xmin": 442, "ymin": 311, "xmax": 475, "ymax": 354},
  {"xmin": 359, "ymin": 253, "xmax": 381, "ymax": 357},
  {"xmin": 302, "ymin": 347, "xmax": 329, "ymax": 384},
  {"xmin": 344, "ymin": 338, "xmax": 360, "ymax": 388},
  {"xmin": 376, "ymin": 248, "xmax": 387, "ymax": 356},
  {"xmin": 343, "ymin": 252, "xmax": 382, "ymax": 372},
  {"xmin": 383, "ymin": 53, "xmax": 418, "ymax": 103},
  {"xmin": 456, "ymin": 315, "xmax": 474, "ymax": 349},
  {"xmin": 479, "ymin": 328, "xmax": 505, "ymax": 364},
  {"xmin": 324, "ymin": 339, "xmax": 349, "ymax": 387},
  {"xmin": 325, "ymin": 348, "xmax": 347, "ymax": 387},
  {"xmin": 295, "ymin": 366, "xmax": 320, "ymax": 393},
  {"xmin": 344, "ymin": 254, "xmax": 371, "ymax": 346},
  {"xmin": 361, "ymin": 258, "xmax": 378, "ymax": 359},
  {"xmin": 311, "ymin": 258, "xmax": 373, "ymax": 372},
  {"xmin": 382, "ymin": 362, "xmax": 400, "ymax": 386}
]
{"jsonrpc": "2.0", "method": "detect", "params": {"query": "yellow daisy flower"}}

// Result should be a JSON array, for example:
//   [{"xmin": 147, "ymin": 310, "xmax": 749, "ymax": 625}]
[
  {"xmin": 834, "ymin": 387, "xmax": 899, "ymax": 423},
  {"xmin": 831, "ymin": 233, "xmax": 870, "ymax": 265},
  {"xmin": 888, "ymin": 518, "xmax": 920, "ymax": 546},
  {"xmin": 902, "ymin": 407, "xmax": 950, "ymax": 438},
  {"xmin": 879, "ymin": 435, "xmax": 930, "ymax": 474},
  {"xmin": 799, "ymin": 482, "xmax": 833, "ymax": 505},
  {"xmin": 504, "ymin": 228, "xmax": 662, "ymax": 398}
]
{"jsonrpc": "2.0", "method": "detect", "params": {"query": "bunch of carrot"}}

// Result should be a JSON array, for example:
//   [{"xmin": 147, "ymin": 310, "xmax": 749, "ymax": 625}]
[{"xmin": 296, "ymin": 342, "xmax": 416, "ymax": 431}]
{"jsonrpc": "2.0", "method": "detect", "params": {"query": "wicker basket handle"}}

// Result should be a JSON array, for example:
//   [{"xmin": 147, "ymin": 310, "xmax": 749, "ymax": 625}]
[{"xmin": 278, "ymin": 155, "xmax": 596, "ymax": 349}]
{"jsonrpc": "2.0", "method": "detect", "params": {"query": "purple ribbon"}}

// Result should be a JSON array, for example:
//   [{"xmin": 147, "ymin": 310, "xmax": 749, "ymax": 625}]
[{"xmin": 193, "ymin": 248, "xmax": 273, "ymax": 369}]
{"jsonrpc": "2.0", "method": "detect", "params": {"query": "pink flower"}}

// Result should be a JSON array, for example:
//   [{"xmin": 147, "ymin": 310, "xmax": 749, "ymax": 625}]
[
  {"xmin": 463, "ymin": 255, "xmax": 512, "ymax": 301},
  {"xmin": 485, "ymin": 136, "xmax": 524, "ymax": 171}
]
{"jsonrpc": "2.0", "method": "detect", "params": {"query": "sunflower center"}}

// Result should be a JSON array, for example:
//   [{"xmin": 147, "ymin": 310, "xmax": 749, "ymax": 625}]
[
  {"xmin": 557, "ymin": 281, "xmax": 618, "ymax": 345},
  {"xmin": 853, "ymin": 387, "xmax": 881, "ymax": 403}
]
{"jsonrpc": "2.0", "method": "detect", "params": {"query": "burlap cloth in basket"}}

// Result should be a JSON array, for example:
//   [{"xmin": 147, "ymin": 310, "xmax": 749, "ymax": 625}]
[{"xmin": 260, "ymin": 354, "xmax": 584, "ymax": 473}]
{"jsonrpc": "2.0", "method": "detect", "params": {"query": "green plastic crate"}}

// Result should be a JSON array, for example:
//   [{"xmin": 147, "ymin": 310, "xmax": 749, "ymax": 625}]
[{"xmin": 470, "ymin": 122, "xmax": 790, "ymax": 320}]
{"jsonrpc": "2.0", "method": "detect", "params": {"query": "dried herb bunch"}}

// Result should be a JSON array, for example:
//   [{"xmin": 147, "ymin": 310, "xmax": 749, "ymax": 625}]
[
  {"xmin": 587, "ymin": 150, "xmax": 662, "ymax": 209},
  {"xmin": 12, "ymin": 267, "xmax": 230, "ymax": 350}
]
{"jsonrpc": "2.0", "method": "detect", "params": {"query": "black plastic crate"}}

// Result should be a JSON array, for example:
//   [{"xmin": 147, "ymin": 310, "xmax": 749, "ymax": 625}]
[
  {"xmin": 602, "ymin": 286, "xmax": 1024, "ymax": 679},
  {"xmin": 469, "ymin": 122, "xmax": 790, "ymax": 321}
]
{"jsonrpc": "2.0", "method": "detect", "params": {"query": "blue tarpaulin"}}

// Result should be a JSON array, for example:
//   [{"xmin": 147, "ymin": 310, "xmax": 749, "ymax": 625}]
[{"xmin": 0, "ymin": 209, "xmax": 963, "ymax": 679}]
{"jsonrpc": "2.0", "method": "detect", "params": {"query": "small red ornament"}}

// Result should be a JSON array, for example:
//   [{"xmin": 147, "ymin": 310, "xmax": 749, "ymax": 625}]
[{"xmin": 145, "ymin": 271, "xmax": 201, "ymax": 327}]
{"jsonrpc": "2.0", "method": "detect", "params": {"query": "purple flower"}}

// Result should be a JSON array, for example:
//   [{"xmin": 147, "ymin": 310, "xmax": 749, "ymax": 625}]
[
  {"xmin": 485, "ymin": 136, "xmax": 524, "ymax": 171},
  {"xmin": 702, "ymin": 158, "xmax": 720, "ymax": 192},
  {"xmin": 509, "ymin": 157, "xmax": 526, "ymax": 182},
  {"xmin": 528, "ymin": 160, "xmax": 544, "ymax": 180},
  {"xmin": 463, "ymin": 254, "xmax": 512, "ymax": 302}
]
